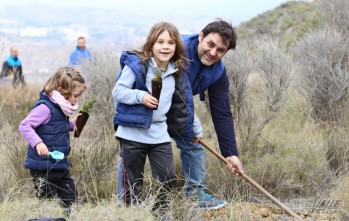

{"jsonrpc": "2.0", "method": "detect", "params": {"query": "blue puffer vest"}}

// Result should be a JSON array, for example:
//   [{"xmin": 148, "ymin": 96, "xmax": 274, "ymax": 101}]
[
  {"xmin": 113, "ymin": 51, "xmax": 194, "ymax": 142},
  {"xmin": 24, "ymin": 92, "xmax": 71, "ymax": 171}
]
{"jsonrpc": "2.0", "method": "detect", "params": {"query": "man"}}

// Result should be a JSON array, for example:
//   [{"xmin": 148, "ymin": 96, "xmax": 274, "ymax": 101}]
[
  {"xmin": 0, "ymin": 46, "xmax": 25, "ymax": 87},
  {"xmin": 172, "ymin": 19, "xmax": 244, "ymax": 209},
  {"xmin": 116, "ymin": 19, "xmax": 244, "ymax": 210},
  {"xmin": 69, "ymin": 36, "xmax": 92, "ymax": 70}
]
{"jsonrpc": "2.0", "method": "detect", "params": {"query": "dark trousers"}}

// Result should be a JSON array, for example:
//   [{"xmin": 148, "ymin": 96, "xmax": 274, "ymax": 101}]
[
  {"xmin": 12, "ymin": 71, "xmax": 25, "ymax": 88},
  {"xmin": 119, "ymin": 138, "xmax": 176, "ymax": 211},
  {"xmin": 30, "ymin": 169, "xmax": 77, "ymax": 209}
]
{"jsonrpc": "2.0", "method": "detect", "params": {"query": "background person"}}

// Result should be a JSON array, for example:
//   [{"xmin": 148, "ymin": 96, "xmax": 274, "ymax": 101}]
[
  {"xmin": 69, "ymin": 36, "xmax": 92, "ymax": 71},
  {"xmin": 0, "ymin": 46, "xmax": 25, "ymax": 87}
]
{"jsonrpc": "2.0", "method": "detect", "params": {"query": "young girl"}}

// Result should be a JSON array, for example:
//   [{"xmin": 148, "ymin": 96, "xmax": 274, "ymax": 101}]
[
  {"xmin": 19, "ymin": 66, "xmax": 86, "ymax": 210},
  {"xmin": 113, "ymin": 22, "xmax": 203, "ymax": 215}
]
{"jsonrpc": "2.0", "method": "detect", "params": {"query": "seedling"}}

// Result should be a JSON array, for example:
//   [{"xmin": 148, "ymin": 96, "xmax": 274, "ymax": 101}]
[
  {"xmin": 74, "ymin": 97, "xmax": 96, "ymax": 137},
  {"xmin": 151, "ymin": 68, "xmax": 163, "ymax": 110}
]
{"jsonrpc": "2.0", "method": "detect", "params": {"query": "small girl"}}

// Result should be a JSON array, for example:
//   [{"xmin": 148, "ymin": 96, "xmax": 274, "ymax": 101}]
[
  {"xmin": 19, "ymin": 66, "xmax": 86, "ymax": 210},
  {"xmin": 113, "ymin": 22, "xmax": 203, "ymax": 215}
]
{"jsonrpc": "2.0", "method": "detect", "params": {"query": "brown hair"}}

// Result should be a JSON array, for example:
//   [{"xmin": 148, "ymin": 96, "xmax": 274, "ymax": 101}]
[
  {"xmin": 134, "ymin": 22, "xmax": 188, "ymax": 76},
  {"xmin": 43, "ymin": 66, "xmax": 86, "ymax": 98},
  {"xmin": 201, "ymin": 18, "xmax": 237, "ymax": 50}
]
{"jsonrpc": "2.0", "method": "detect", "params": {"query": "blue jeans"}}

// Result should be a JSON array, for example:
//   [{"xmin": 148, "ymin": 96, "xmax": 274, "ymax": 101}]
[{"xmin": 117, "ymin": 138, "xmax": 207, "ymax": 197}]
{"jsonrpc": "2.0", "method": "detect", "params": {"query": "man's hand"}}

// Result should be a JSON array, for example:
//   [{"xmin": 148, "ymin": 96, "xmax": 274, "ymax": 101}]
[
  {"xmin": 36, "ymin": 142, "xmax": 49, "ymax": 157},
  {"xmin": 226, "ymin": 155, "xmax": 244, "ymax": 176},
  {"xmin": 142, "ymin": 94, "xmax": 159, "ymax": 109}
]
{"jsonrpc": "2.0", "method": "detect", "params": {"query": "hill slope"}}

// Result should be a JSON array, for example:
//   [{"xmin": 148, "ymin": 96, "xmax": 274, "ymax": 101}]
[{"xmin": 237, "ymin": 1, "xmax": 320, "ymax": 46}]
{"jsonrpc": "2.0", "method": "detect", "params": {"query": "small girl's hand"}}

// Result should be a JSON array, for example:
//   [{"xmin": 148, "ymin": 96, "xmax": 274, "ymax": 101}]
[
  {"xmin": 36, "ymin": 142, "xmax": 49, "ymax": 157},
  {"xmin": 194, "ymin": 137, "xmax": 203, "ymax": 143},
  {"xmin": 142, "ymin": 94, "xmax": 158, "ymax": 109},
  {"xmin": 73, "ymin": 112, "xmax": 82, "ymax": 127}
]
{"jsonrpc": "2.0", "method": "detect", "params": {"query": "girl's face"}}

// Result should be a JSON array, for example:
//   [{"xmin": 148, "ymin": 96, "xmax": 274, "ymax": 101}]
[
  {"xmin": 68, "ymin": 84, "xmax": 85, "ymax": 105},
  {"xmin": 152, "ymin": 30, "xmax": 176, "ymax": 68}
]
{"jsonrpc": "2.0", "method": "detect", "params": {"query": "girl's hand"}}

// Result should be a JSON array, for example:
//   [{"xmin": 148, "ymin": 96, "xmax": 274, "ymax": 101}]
[
  {"xmin": 142, "ymin": 94, "xmax": 158, "ymax": 109},
  {"xmin": 36, "ymin": 142, "xmax": 49, "ymax": 157},
  {"xmin": 194, "ymin": 137, "xmax": 203, "ymax": 143},
  {"xmin": 73, "ymin": 112, "xmax": 82, "ymax": 127}
]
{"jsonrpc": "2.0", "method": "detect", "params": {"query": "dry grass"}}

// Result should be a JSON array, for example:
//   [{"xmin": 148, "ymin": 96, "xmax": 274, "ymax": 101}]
[{"xmin": 331, "ymin": 175, "xmax": 349, "ymax": 219}]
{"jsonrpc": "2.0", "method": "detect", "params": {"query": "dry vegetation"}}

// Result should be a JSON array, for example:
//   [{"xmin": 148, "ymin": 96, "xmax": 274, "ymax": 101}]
[{"xmin": 0, "ymin": 0, "xmax": 348, "ymax": 220}]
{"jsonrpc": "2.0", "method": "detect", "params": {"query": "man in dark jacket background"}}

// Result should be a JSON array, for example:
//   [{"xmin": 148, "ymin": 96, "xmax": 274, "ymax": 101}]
[{"xmin": 0, "ymin": 46, "xmax": 25, "ymax": 87}]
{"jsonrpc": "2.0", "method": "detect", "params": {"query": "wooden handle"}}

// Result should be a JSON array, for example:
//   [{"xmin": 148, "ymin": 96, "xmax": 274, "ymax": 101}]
[{"xmin": 199, "ymin": 140, "xmax": 303, "ymax": 220}]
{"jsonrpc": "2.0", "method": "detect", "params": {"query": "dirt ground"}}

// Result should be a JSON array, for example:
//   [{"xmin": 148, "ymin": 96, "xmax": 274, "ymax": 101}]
[{"xmin": 203, "ymin": 202, "xmax": 340, "ymax": 221}]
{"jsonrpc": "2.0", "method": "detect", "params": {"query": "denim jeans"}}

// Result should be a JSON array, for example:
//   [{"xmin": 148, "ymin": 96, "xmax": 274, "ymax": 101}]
[{"xmin": 117, "ymin": 138, "xmax": 207, "ymax": 197}]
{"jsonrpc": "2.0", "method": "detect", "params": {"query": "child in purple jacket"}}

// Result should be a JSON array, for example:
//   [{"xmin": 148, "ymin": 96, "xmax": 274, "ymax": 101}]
[{"xmin": 19, "ymin": 66, "xmax": 86, "ymax": 210}]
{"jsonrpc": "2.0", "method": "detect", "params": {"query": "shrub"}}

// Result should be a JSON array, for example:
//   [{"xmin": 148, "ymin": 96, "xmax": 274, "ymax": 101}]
[
  {"xmin": 293, "ymin": 26, "xmax": 349, "ymax": 123},
  {"xmin": 224, "ymin": 41, "xmax": 254, "ymax": 123},
  {"xmin": 227, "ymin": 37, "xmax": 295, "ymax": 151},
  {"xmin": 70, "ymin": 134, "xmax": 118, "ymax": 203},
  {"xmin": 81, "ymin": 47, "xmax": 120, "ymax": 137},
  {"xmin": 71, "ymin": 48, "xmax": 121, "ymax": 202},
  {"xmin": 318, "ymin": 0, "xmax": 349, "ymax": 35}
]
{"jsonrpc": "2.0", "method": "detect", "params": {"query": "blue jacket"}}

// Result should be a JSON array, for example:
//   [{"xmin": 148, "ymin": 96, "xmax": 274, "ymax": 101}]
[
  {"xmin": 6, "ymin": 55, "xmax": 21, "ymax": 67},
  {"xmin": 24, "ymin": 92, "xmax": 71, "ymax": 171},
  {"xmin": 182, "ymin": 34, "xmax": 238, "ymax": 157},
  {"xmin": 69, "ymin": 46, "xmax": 92, "ymax": 66},
  {"xmin": 113, "ymin": 51, "xmax": 195, "ymax": 142},
  {"xmin": 1, "ymin": 55, "xmax": 23, "ymax": 78}
]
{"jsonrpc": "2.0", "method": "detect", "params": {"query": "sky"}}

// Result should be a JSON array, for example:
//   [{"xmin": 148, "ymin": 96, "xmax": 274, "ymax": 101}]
[{"xmin": 1, "ymin": 0, "xmax": 312, "ymax": 26}]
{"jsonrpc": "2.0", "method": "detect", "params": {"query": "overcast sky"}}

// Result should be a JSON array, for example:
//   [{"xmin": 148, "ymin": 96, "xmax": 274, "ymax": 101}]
[{"xmin": 1, "ymin": 0, "xmax": 312, "ymax": 26}]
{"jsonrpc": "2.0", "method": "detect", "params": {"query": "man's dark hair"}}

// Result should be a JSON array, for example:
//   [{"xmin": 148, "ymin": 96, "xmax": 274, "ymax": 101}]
[
  {"xmin": 201, "ymin": 18, "xmax": 237, "ymax": 50},
  {"xmin": 77, "ymin": 36, "xmax": 85, "ymax": 41}
]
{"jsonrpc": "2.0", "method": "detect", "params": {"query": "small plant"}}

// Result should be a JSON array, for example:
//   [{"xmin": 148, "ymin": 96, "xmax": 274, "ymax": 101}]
[
  {"xmin": 74, "ymin": 97, "xmax": 96, "ymax": 137},
  {"xmin": 151, "ymin": 67, "xmax": 164, "ymax": 110},
  {"xmin": 80, "ymin": 97, "xmax": 96, "ymax": 114}
]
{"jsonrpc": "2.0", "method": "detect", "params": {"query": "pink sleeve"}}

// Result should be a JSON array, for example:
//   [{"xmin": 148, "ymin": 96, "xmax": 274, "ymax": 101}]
[{"xmin": 18, "ymin": 104, "xmax": 51, "ymax": 148}]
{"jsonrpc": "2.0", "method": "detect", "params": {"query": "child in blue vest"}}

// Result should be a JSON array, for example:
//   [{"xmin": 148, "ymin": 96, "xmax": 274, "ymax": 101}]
[
  {"xmin": 113, "ymin": 22, "xmax": 203, "ymax": 216},
  {"xmin": 19, "ymin": 66, "xmax": 86, "ymax": 211}
]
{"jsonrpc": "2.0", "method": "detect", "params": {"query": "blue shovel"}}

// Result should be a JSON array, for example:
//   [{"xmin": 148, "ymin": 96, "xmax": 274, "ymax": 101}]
[{"xmin": 49, "ymin": 151, "xmax": 64, "ymax": 160}]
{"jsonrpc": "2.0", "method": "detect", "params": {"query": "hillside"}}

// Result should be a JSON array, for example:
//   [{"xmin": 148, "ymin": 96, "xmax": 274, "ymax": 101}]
[{"xmin": 237, "ymin": 1, "xmax": 320, "ymax": 46}]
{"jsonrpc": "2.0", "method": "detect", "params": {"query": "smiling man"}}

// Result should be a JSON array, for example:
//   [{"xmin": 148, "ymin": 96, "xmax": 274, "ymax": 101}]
[{"xmin": 173, "ymin": 19, "xmax": 244, "ymax": 210}]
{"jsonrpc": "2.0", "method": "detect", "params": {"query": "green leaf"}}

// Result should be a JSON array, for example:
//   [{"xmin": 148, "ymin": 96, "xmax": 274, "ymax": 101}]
[{"xmin": 80, "ymin": 97, "xmax": 96, "ymax": 114}]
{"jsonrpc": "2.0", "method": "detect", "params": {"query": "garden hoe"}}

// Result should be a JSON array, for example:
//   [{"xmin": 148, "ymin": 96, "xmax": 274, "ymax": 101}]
[{"xmin": 199, "ymin": 140, "xmax": 303, "ymax": 220}]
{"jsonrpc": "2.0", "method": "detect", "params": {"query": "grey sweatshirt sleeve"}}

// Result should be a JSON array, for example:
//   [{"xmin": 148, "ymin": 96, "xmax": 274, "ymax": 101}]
[
  {"xmin": 193, "ymin": 113, "xmax": 203, "ymax": 138},
  {"xmin": 112, "ymin": 65, "xmax": 148, "ymax": 105}
]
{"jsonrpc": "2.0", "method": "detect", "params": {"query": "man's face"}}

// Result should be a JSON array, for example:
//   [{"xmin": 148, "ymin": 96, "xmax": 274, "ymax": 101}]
[
  {"xmin": 11, "ymin": 48, "xmax": 18, "ymax": 58},
  {"xmin": 77, "ymin": 39, "xmax": 86, "ymax": 49},
  {"xmin": 197, "ymin": 32, "xmax": 229, "ymax": 66}
]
